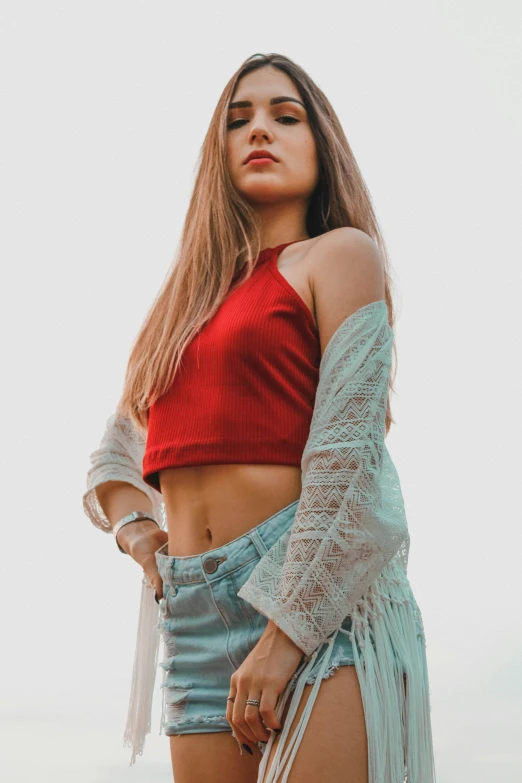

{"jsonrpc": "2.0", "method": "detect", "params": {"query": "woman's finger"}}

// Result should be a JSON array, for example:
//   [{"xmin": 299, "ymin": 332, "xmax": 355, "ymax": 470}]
[
  {"xmin": 136, "ymin": 546, "xmax": 166, "ymax": 599},
  {"xmin": 151, "ymin": 571, "xmax": 163, "ymax": 601},
  {"xmin": 232, "ymin": 690, "xmax": 258, "ymax": 744},
  {"xmin": 143, "ymin": 567, "xmax": 163, "ymax": 601},
  {"xmin": 230, "ymin": 714, "xmax": 253, "ymax": 750},
  {"xmin": 227, "ymin": 679, "xmax": 254, "ymax": 748},
  {"xmin": 244, "ymin": 693, "xmax": 271, "ymax": 743},
  {"xmin": 225, "ymin": 688, "xmax": 238, "ymax": 739},
  {"xmin": 259, "ymin": 687, "xmax": 282, "ymax": 733}
]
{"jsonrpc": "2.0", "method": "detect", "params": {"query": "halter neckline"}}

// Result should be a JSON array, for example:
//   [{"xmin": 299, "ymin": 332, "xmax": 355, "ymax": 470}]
[
  {"xmin": 256, "ymin": 238, "xmax": 306, "ymax": 265},
  {"xmin": 231, "ymin": 239, "xmax": 307, "ymax": 285}
]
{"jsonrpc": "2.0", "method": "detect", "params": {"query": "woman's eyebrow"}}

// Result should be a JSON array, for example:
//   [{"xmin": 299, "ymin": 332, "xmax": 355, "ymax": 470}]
[{"xmin": 228, "ymin": 96, "xmax": 306, "ymax": 111}]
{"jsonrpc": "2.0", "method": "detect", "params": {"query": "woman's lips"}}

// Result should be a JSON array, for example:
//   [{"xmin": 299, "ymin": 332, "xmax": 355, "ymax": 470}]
[{"xmin": 246, "ymin": 158, "xmax": 277, "ymax": 165}]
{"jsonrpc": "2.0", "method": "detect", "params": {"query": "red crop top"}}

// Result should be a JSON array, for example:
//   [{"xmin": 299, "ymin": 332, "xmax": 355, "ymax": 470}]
[{"xmin": 142, "ymin": 240, "xmax": 321, "ymax": 491}]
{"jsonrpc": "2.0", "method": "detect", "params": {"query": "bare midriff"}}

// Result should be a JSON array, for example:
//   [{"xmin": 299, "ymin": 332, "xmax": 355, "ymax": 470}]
[{"xmin": 159, "ymin": 463, "xmax": 302, "ymax": 556}]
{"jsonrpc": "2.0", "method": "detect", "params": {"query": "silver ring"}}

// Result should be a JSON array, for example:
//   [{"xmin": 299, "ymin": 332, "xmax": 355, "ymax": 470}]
[{"xmin": 246, "ymin": 698, "xmax": 261, "ymax": 707}]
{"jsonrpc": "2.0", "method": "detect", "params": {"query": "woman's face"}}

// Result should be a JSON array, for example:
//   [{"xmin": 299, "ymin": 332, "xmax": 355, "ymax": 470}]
[{"xmin": 226, "ymin": 66, "xmax": 319, "ymax": 207}]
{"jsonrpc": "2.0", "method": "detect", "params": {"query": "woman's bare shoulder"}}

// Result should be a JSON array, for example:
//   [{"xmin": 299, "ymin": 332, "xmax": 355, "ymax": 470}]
[{"xmin": 306, "ymin": 228, "xmax": 385, "ymax": 357}]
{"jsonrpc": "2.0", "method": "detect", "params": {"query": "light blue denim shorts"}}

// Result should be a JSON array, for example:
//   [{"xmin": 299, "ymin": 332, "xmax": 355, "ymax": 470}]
[{"xmin": 154, "ymin": 499, "xmax": 357, "ymax": 739}]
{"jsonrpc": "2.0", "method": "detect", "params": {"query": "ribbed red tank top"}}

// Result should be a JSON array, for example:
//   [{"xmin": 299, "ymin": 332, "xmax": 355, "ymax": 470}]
[{"xmin": 142, "ymin": 241, "xmax": 321, "ymax": 491}]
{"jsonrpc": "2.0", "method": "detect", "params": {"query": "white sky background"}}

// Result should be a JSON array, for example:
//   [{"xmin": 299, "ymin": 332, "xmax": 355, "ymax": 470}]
[{"xmin": 1, "ymin": 1, "xmax": 521, "ymax": 781}]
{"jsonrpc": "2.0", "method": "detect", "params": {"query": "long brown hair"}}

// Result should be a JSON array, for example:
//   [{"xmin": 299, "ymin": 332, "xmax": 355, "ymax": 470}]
[{"xmin": 117, "ymin": 53, "xmax": 398, "ymax": 436}]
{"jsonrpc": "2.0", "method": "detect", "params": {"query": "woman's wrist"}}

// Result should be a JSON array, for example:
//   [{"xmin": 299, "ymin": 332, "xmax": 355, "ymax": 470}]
[
  {"xmin": 264, "ymin": 619, "xmax": 303, "ymax": 652},
  {"xmin": 116, "ymin": 519, "xmax": 163, "ymax": 555}
]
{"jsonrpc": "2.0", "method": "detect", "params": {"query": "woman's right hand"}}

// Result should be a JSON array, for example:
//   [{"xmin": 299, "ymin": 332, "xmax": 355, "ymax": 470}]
[{"xmin": 116, "ymin": 521, "xmax": 169, "ymax": 600}]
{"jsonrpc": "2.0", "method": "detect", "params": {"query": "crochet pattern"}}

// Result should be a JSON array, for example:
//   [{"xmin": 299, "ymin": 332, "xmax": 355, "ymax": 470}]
[
  {"xmin": 237, "ymin": 300, "xmax": 409, "ymax": 656},
  {"xmin": 83, "ymin": 413, "xmax": 165, "ymax": 533}
]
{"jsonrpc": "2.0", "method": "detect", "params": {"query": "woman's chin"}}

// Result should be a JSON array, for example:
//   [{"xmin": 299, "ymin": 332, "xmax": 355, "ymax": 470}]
[{"xmin": 238, "ymin": 181, "xmax": 296, "ymax": 205}]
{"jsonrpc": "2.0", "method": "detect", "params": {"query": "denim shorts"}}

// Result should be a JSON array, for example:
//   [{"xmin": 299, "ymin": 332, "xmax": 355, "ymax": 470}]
[{"xmin": 154, "ymin": 499, "xmax": 357, "ymax": 740}]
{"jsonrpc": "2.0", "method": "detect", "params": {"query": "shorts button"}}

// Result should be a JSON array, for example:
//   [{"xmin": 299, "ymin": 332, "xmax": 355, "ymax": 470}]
[{"xmin": 203, "ymin": 557, "xmax": 218, "ymax": 574}]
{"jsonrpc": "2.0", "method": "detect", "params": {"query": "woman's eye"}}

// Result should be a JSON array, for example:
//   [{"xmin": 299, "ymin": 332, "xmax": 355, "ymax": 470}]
[
  {"xmin": 227, "ymin": 115, "xmax": 300, "ymax": 130},
  {"xmin": 276, "ymin": 115, "xmax": 299, "ymax": 124},
  {"xmin": 227, "ymin": 119, "xmax": 248, "ymax": 130}
]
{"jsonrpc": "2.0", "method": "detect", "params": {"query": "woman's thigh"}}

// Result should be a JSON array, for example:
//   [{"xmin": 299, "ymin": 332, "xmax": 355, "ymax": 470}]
[
  {"xmin": 261, "ymin": 665, "xmax": 369, "ymax": 783},
  {"xmin": 169, "ymin": 731, "xmax": 262, "ymax": 783}
]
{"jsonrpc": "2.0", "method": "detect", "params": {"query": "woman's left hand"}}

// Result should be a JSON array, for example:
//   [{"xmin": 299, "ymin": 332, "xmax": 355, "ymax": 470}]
[{"xmin": 226, "ymin": 619, "xmax": 305, "ymax": 748}]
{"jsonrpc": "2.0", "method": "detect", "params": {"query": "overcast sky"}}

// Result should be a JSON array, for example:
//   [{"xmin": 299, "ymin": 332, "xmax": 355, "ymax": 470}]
[{"xmin": 1, "ymin": 2, "xmax": 521, "ymax": 782}]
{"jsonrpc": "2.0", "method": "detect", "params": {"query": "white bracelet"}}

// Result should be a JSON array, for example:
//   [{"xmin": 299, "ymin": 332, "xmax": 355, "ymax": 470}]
[{"xmin": 113, "ymin": 511, "xmax": 159, "ymax": 554}]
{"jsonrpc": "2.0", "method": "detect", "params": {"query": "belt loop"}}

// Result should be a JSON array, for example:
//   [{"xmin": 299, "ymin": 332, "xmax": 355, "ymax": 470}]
[{"xmin": 249, "ymin": 528, "xmax": 269, "ymax": 556}]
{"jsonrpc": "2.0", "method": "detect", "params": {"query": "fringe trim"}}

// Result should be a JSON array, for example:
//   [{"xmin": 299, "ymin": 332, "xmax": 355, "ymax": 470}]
[
  {"xmin": 122, "ymin": 573, "xmax": 161, "ymax": 766},
  {"xmin": 256, "ymin": 560, "xmax": 437, "ymax": 783}
]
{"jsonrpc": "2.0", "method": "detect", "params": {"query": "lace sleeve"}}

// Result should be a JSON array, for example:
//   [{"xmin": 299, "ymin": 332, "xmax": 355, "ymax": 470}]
[
  {"xmin": 82, "ymin": 413, "xmax": 165, "ymax": 533},
  {"xmin": 237, "ymin": 300, "xmax": 410, "ymax": 657}
]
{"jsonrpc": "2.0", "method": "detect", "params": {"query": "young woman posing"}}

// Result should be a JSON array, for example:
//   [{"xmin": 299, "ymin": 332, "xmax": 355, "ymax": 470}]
[{"xmin": 84, "ymin": 53, "xmax": 436, "ymax": 783}]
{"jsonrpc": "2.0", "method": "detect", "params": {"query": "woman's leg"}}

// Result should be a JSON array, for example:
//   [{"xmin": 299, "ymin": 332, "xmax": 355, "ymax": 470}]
[
  {"xmin": 261, "ymin": 665, "xmax": 369, "ymax": 783},
  {"xmin": 169, "ymin": 731, "xmax": 262, "ymax": 783}
]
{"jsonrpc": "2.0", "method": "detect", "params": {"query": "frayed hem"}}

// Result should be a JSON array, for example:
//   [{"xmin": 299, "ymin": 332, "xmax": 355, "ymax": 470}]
[
  {"xmin": 171, "ymin": 714, "xmax": 228, "ymax": 726},
  {"xmin": 162, "ymin": 714, "xmax": 230, "ymax": 734},
  {"xmin": 289, "ymin": 647, "xmax": 355, "ymax": 691},
  {"xmin": 305, "ymin": 654, "xmax": 355, "ymax": 684}
]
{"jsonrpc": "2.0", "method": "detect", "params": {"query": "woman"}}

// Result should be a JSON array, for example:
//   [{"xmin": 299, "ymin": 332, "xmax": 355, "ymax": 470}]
[{"xmin": 83, "ymin": 53, "xmax": 436, "ymax": 783}]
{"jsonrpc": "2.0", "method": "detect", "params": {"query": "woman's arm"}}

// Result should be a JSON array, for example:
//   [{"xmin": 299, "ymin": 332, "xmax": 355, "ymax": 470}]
[
  {"xmin": 237, "ymin": 230, "xmax": 409, "ymax": 656},
  {"xmin": 83, "ymin": 412, "xmax": 166, "ymax": 534},
  {"xmin": 83, "ymin": 413, "xmax": 167, "ymax": 563},
  {"xmin": 83, "ymin": 413, "xmax": 167, "ymax": 764},
  {"xmin": 95, "ymin": 480, "xmax": 163, "ymax": 555}
]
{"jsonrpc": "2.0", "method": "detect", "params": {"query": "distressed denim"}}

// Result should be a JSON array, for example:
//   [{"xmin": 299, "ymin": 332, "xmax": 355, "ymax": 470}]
[{"xmin": 154, "ymin": 499, "xmax": 357, "ymax": 742}]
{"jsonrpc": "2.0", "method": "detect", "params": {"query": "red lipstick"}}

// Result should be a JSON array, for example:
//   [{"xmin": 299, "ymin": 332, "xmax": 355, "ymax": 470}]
[{"xmin": 244, "ymin": 149, "xmax": 278, "ymax": 164}]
